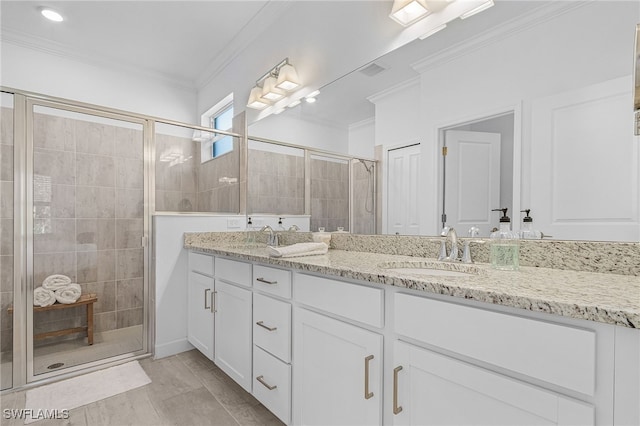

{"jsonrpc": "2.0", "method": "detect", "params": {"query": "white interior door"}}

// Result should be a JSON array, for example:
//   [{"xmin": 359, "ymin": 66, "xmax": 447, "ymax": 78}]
[
  {"xmin": 444, "ymin": 130, "xmax": 501, "ymax": 237},
  {"xmin": 530, "ymin": 76, "xmax": 639, "ymax": 241},
  {"xmin": 387, "ymin": 144, "xmax": 420, "ymax": 235}
]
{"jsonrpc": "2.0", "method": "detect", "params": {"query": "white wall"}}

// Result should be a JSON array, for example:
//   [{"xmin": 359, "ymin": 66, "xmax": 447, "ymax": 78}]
[
  {"xmin": 153, "ymin": 214, "xmax": 246, "ymax": 358},
  {"xmin": 1, "ymin": 43, "xmax": 197, "ymax": 123},
  {"xmin": 348, "ymin": 118, "xmax": 376, "ymax": 159},
  {"xmin": 249, "ymin": 112, "xmax": 348, "ymax": 154},
  {"xmin": 372, "ymin": 1, "xmax": 638, "ymax": 236}
]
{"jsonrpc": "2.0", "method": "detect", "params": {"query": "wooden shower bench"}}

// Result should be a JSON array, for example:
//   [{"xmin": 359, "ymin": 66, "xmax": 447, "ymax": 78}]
[{"xmin": 7, "ymin": 293, "xmax": 98, "ymax": 345}]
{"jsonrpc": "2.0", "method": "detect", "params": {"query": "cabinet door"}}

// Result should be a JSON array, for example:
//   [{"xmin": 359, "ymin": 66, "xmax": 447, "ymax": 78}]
[
  {"xmin": 293, "ymin": 308, "xmax": 382, "ymax": 426},
  {"xmin": 214, "ymin": 280, "xmax": 253, "ymax": 392},
  {"xmin": 187, "ymin": 272, "xmax": 214, "ymax": 360},
  {"xmin": 392, "ymin": 341, "xmax": 594, "ymax": 426}
]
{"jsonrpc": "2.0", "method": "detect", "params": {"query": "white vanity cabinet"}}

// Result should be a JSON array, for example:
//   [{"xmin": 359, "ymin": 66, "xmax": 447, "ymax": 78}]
[
  {"xmin": 392, "ymin": 292, "xmax": 596, "ymax": 425},
  {"xmin": 392, "ymin": 341, "xmax": 593, "ymax": 426},
  {"xmin": 187, "ymin": 252, "xmax": 215, "ymax": 360},
  {"xmin": 251, "ymin": 264, "xmax": 293, "ymax": 425},
  {"xmin": 213, "ymin": 258, "xmax": 253, "ymax": 393},
  {"xmin": 293, "ymin": 274, "xmax": 384, "ymax": 426}
]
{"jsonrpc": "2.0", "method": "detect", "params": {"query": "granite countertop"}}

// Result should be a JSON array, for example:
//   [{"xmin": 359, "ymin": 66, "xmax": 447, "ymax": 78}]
[{"xmin": 184, "ymin": 239, "xmax": 640, "ymax": 329}]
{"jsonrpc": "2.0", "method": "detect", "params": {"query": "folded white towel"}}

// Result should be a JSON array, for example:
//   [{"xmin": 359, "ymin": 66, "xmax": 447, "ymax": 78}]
[
  {"xmin": 42, "ymin": 274, "xmax": 72, "ymax": 291},
  {"xmin": 54, "ymin": 283, "xmax": 82, "ymax": 304},
  {"xmin": 267, "ymin": 242, "xmax": 328, "ymax": 258},
  {"xmin": 34, "ymin": 287, "xmax": 56, "ymax": 307}
]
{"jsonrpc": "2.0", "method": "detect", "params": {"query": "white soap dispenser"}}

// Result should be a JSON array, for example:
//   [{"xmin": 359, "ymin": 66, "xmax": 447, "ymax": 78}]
[
  {"xmin": 519, "ymin": 209, "xmax": 542, "ymax": 239},
  {"xmin": 490, "ymin": 208, "xmax": 519, "ymax": 270}
]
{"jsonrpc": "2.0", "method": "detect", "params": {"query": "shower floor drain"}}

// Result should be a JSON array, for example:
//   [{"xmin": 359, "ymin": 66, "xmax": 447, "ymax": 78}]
[{"xmin": 47, "ymin": 362, "xmax": 64, "ymax": 369}]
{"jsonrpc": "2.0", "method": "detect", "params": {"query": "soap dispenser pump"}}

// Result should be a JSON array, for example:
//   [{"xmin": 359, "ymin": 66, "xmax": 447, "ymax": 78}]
[
  {"xmin": 490, "ymin": 208, "xmax": 519, "ymax": 270},
  {"xmin": 519, "ymin": 209, "xmax": 542, "ymax": 239}
]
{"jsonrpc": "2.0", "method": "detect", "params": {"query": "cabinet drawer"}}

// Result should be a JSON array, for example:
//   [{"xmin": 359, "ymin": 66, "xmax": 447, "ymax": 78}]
[
  {"xmin": 253, "ymin": 345, "xmax": 291, "ymax": 425},
  {"xmin": 253, "ymin": 293, "xmax": 291, "ymax": 363},
  {"xmin": 295, "ymin": 274, "xmax": 383, "ymax": 328},
  {"xmin": 253, "ymin": 265, "xmax": 292, "ymax": 299},
  {"xmin": 189, "ymin": 251, "xmax": 214, "ymax": 276},
  {"xmin": 215, "ymin": 257, "xmax": 252, "ymax": 287},
  {"xmin": 394, "ymin": 293, "xmax": 596, "ymax": 395}
]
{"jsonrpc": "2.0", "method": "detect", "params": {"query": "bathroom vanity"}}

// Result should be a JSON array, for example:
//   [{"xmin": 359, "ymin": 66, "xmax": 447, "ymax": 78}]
[{"xmin": 182, "ymin": 232, "xmax": 639, "ymax": 426}]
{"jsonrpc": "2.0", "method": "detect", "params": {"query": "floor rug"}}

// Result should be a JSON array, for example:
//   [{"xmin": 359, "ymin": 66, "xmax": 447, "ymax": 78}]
[{"xmin": 23, "ymin": 361, "xmax": 151, "ymax": 424}]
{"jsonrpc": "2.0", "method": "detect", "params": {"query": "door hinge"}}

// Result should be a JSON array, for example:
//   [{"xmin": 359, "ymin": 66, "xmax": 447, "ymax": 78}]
[
  {"xmin": 441, "ymin": 213, "xmax": 447, "ymax": 223},
  {"xmin": 442, "ymin": 146, "xmax": 448, "ymax": 156}
]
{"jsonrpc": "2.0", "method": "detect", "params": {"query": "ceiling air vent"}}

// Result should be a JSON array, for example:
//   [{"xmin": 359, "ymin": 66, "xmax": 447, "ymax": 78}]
[{"xmin": 359, "ymin": 62, "xmax": 387, "ymax": 77}]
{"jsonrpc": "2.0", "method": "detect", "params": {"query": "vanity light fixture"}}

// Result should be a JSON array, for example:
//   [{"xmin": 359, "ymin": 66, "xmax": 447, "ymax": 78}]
[
  {"xmin": 276, "ymin": 63, "xmax": 301, "ymax": 91},
  {"xmin": 40, "ymin": 7, "xmax": 64, "ymax": 22},
  {"xmin": 460, "ymin": 0, "xmax": 494, "ymax": 19},
  {"xmin": 247, "ymin": 58, "xmax": 303, "ymax": 109},
  {"xmin": 389, "ymin": 0, "xmax": 430, "ymax": 27},
  {"xmin": 261, "ymin": 75, "xmax": 285, "ymax": 102},
  {"xmin": 247, "ymin": 86, "xmax": 270, "ymax": 110}
]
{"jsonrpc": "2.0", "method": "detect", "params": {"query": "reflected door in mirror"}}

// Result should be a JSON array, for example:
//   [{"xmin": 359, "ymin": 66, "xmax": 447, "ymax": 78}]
[{"xmin": 387, "ymin": 144, "xmax": 420, "ymax": 235}]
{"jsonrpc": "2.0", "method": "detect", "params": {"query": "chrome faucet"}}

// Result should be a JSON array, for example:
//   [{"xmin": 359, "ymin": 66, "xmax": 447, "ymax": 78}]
[
  {"xmin": 260, "ymin": 225, "xmax": 278, "ymax": 246},
  {"xmin": 439, "ymin": 226, "xmax": 459, "ymax": 261},
  {"xmin": 288, "ymin": 224, "xmax": 300, "ymax": 232}
]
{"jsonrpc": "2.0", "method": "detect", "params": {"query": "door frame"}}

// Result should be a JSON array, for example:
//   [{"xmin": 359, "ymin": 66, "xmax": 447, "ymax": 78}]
[{"xmin": 435, "ymin": 103, "xmax": 522, "ymax": 234}]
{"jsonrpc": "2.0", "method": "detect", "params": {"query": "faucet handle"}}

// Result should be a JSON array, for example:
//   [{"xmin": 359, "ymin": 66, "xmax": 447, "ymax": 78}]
[
  {"xmin": 438, "ymin": 240, "xmax": 448, "ymax": 261},
  {"xmin": 461, "ymin": 241, "xmax": 473, "ymax": 263}
]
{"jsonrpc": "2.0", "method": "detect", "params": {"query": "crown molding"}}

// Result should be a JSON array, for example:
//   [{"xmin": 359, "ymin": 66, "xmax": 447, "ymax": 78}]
[
  {"xmin": 1, "ymin": 28, "xmax": 197, "ymax": 93},
  {"xmin": 349, "ymin": 117, "xmax": 375, "ymax": 131},
  {"xmin": 367, "ymin": 76, "xmax": 420, "ymax": 104},
  {"xmin": 194, "ymin": 0, "xmax": 295, "ymax": 90},
  {"xmin": 411, "ymin": 0, "xmax": 590, "ymax": 74}
]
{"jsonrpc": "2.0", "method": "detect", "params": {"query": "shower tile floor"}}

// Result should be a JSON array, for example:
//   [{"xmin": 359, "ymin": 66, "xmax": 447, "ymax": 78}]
[
  {"xmin": 33, "ymin": 326, "xmax": 144, "ymax": 376},
  {"xmin": 1, "ymin": 349, "xmax": 283, "ymax": 426}
]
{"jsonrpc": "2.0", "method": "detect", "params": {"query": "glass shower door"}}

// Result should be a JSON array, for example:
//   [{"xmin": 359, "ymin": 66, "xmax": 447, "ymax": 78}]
[{"xmin": 28, "ymin": 101, "xmax": 148, "ymax": 379}]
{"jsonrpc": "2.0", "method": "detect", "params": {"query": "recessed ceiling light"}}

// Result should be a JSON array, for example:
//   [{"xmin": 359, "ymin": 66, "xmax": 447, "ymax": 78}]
[{"xmin": 40, "ymin": 7, "xmax": 64, "ymax": 22}]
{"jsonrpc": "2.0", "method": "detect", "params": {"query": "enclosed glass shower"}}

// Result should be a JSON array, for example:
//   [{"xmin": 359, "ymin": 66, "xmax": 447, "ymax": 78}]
[{"xmin": 2, "ymin": 92, "xmax": 150, "ymax": 389}]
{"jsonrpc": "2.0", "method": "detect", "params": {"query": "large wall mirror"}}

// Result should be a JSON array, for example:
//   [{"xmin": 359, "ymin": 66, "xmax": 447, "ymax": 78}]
[{"xmin": 248, "ymin": 1, "xmax": 640, "ymax": 242}]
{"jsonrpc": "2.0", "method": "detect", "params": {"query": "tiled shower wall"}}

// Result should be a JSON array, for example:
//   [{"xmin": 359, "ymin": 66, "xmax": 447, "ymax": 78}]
[
  {"xmin": 31, "ymin": 112, "xmax": 144, "ymax": 343},
  {"xmin": 197, "ymin": 139, "xmax": 240, "ymax": 213},
  {"xmin": 310, "ymin": 157, "xmax": 349, "ymax": 232},
  {"xmin": 247, "ymin": 149, "xmax": 304, "ymax": 215},
  {"xmin": 1, "ymin": 106, "xmax": 14, "ymax": 354},
  {"xmin": 352, "ymin": 161, "xmax": 376, "ymax": 235},
  {"xmin": 155, "ymin": 133, "xmax": 240, "ymax": 213}
]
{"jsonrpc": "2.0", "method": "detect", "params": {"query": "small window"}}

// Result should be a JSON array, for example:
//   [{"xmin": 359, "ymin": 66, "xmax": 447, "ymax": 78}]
[
  {"xmin": 200, "ymin": 94, "xmax": 234, "ymax": 163},
  {"xmin": 211, "ymin": 103, "xmax": 233, "ymax": 159}
]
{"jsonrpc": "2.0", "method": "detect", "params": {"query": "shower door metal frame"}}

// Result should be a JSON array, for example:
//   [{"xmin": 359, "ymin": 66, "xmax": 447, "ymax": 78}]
[{"xmin": 23, "ymin": 97, "xmax": 151, "ymax": 384}]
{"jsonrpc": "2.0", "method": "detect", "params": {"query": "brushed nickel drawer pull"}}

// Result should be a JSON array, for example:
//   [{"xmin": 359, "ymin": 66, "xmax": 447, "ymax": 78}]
[
  {"xmin": 212, "ymin": 290, "xmax": 217, "ymax": 313},
  {"xmin": 256, "ymin": 321, "xmax": 277, "ymax": 331},
  {"xmin": 393, "ymin": 366, "xmax": 403, "ymax": 415},
  {"xmin": 204, "ymin": 288, "xmax": 211, "ymax": 310},
  {"xmin": 364, "ymin": 355, "xmax": 374, "ymax": 399},
  {"xmin": 256, "ymin": 375, "xmax": 277, "ymax": 390},
  {"xmin": 256, "ymin": 277, "xmax": 278, "ymax": 285}
]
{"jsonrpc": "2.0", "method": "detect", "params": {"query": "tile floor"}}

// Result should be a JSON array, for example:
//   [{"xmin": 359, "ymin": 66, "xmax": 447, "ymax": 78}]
[{"xmin": 1, "ymin": 350, "xmax": 284, "ymax": 426}]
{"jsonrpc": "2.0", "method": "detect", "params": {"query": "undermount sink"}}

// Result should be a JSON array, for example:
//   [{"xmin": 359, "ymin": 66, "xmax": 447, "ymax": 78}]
[{"xmin": 379, "ymin": 261, "xmax": 480, "ymax": 278}]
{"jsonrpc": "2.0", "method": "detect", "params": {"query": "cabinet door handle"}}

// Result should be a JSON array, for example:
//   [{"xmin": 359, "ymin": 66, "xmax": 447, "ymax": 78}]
[
  {"xmin": 204, "ymin": 288, "xmax": 211, "ymax": 310},
  {"xmin": 256, "ymin": 320, "xmax": 277, "ymax": 331},
  {"xmin": 256, "ymin": 277, "xmax": 278, "ymax": 285},
  {"xmin": 364, "ymin": 354, "xmax": 374, "ymax": 400},
  {"xmin": 393, "ymin": 366, "xmax": 403, "ymax": 415},
  {"xmin": 211, "ymin": 290, "xmax": 217, "ymax": 313},
  {"xmin": 256, "ymin": 375, "xmax": 277, "ymax": 390}
]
